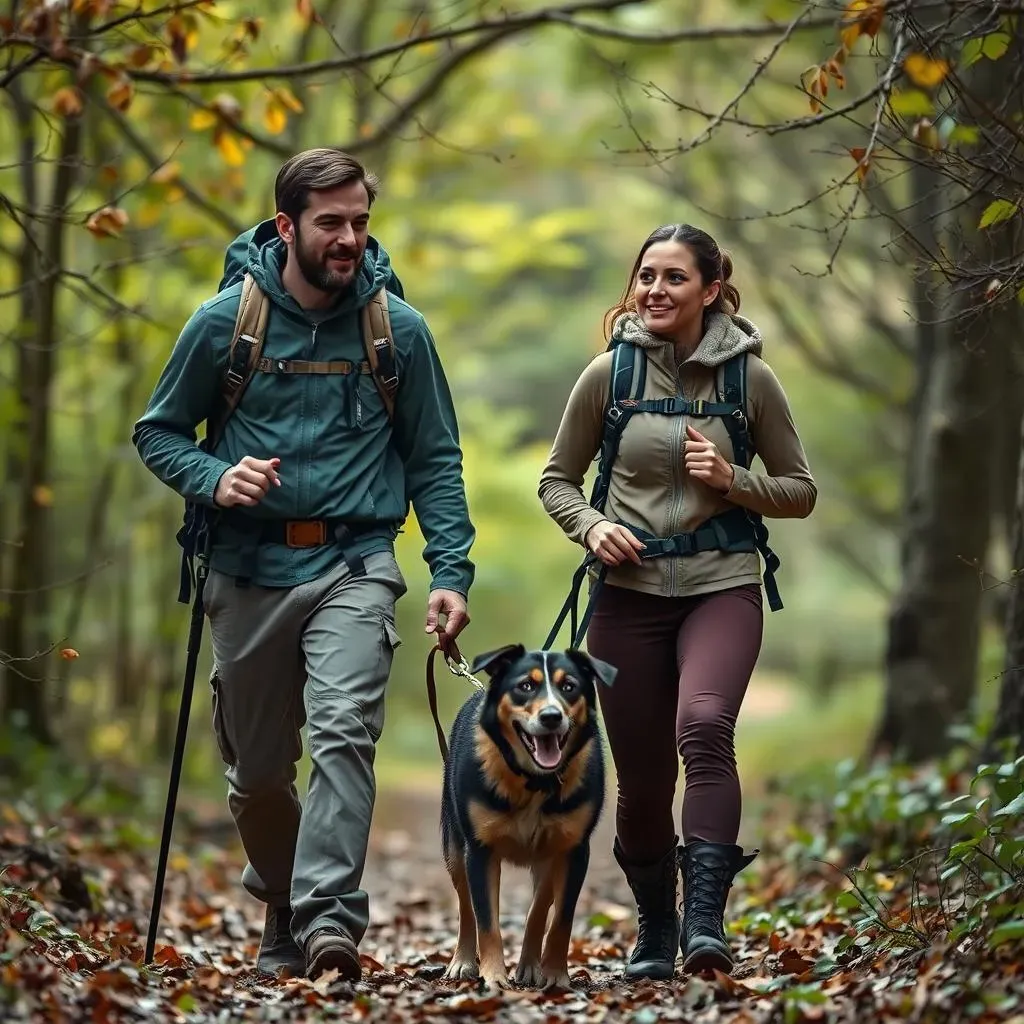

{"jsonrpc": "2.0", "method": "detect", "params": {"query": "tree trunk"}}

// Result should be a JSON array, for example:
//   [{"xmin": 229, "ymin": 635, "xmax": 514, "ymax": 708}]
[
  {"xmin": 875, "ymin": 151, "xmax": 976, "ymax": 760},
  {"xmin": 876, "ymin": 12, "xmax": 1021, "ymax": 760},
  {"xmin": 1, "ymin": 87, "xmax": 81, "ymax": 742},
  {"xmin": 988, "ymin": 408, "xmax": 1024, "ymax": 757}
]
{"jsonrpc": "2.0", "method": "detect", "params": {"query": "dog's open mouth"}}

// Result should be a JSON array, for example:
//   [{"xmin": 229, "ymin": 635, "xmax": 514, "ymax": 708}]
[{"xmin": 515, "ymin": 724, "xmax": 568, "ymax": 771}]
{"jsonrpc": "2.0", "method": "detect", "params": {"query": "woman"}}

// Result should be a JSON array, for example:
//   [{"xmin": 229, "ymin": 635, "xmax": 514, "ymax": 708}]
[{"xmin": 538, "ymin": 224, "xmax": 816, "ymax": 980}]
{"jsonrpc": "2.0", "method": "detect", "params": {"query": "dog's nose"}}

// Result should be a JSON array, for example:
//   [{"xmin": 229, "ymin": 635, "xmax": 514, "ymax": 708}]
[{"xmin": 538, "ymin": 705, "xmax": 563, "ymax": 730}]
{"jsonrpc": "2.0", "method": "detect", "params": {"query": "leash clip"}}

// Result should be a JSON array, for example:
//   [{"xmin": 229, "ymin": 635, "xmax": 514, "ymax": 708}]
[{"xmin": 445, "ymin": 651, "xmax": 485, "ymax": 691}]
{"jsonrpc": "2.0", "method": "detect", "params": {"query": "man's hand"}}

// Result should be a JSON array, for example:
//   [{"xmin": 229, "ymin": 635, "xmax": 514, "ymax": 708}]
[
  {"xmin": 684, "ymin": 425, "xmax": 735, "ymax": 492},
  {"xmin": 214, "ymin": 455, "xmax": 282, "ymax": 508},
  {"xmin": 425, "ymin": 589, "xmax": 470, "ymax": 654},
  {"xmin": 585, "ymin": 520, "xmax": 645, "ymax": 567}
]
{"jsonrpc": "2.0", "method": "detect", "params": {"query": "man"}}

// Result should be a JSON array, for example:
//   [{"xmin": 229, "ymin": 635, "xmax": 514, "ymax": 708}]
[{"xmin": 133, "ymin": 149, "xmax": 475, "ymax": 981}]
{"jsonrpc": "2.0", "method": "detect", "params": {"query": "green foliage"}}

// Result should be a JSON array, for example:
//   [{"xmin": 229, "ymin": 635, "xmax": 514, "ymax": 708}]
[
  {"xmin": 979, "ymin": 199, "xmax": 1019, "ymax": 230},
  {"xmin": 782, "ymin": 743, "xmax": 1024, "ymax": 962},
  {"xmin": 960, "ymin": 31, "xmax": 1012, "ymax": 67}
]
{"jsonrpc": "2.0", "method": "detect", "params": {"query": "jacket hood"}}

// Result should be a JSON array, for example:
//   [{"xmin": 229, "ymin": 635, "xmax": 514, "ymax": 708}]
[
  {"xmin": 611, "ymin": 310, "xmax": 763, "ymax": 367},
  {"xmin": 218, "ymin": 218, "xmax": 405, "ymax": 314}
]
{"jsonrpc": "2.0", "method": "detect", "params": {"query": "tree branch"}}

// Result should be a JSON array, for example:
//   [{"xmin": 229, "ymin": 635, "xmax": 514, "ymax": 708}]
[{"xmin": 98, "ymin": 102, "xmax": 243, "ymax": 236}]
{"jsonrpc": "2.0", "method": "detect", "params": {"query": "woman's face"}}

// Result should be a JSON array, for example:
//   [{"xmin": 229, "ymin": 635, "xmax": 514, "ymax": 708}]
[{"xmin": 633, "ymin": 240, "xmax": 719, "ymax": 339}]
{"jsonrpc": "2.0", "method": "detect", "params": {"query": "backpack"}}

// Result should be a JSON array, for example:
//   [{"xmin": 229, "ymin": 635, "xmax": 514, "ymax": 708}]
[
  {"xmin": 208, "ymin": 272, "xmax": 399, "ymax": 452},
  {"xmin": 175, "ymin": 273, "xmax": 400, "ymax": 605},
  {"xmin": 543, "ymin": 341, "xmax": 782, "ymax": 650}
]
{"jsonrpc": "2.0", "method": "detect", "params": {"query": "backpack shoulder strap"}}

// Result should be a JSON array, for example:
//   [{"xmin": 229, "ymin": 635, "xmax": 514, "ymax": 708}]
[
  {"xmin": 207, "ymin": 273, "xmax": 269, "ymax": 451},
  {"xmin": 589, "ymin": 342, "xmax": 646, "ymax": 512},
  {"xmin": 360, "ymin": 287, "xmax": 398, "ymax": 423},
  {"xmin": 719, "ymin": 352, "xmax": 752, "ymax": 470}
]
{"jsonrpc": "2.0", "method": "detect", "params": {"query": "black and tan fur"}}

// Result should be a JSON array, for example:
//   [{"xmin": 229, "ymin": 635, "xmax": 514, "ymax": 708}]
[{"xmin": 439, "ymin": 644, "xmax": 615, "ymax": 990}]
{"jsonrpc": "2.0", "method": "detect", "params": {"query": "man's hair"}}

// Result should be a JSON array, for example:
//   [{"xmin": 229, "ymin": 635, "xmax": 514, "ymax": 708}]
[{"xmin": 274, "ymin": 148, "xmax": 380, "ymax": 223}]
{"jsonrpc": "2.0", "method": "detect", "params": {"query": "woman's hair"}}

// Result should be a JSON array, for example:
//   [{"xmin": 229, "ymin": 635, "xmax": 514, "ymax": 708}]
[{"xmin": 603, "ymin": 223, "xmax": 741, "ymax": 341}]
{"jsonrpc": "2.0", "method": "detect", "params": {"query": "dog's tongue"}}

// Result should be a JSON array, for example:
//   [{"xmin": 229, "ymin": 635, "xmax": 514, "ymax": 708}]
[{"xmin": 534, "ymin": 734, "xmax": 562, "ymax": 770}]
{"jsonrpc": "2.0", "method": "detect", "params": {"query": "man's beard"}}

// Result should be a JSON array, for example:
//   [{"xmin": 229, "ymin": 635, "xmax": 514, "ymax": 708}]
[{"xmin": 293, "ymin": 227, "xmax": 362, "ymax": 294}]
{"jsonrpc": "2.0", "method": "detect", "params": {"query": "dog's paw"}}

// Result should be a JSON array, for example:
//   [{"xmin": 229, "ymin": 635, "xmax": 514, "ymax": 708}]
[
  {"xmin": 513, "ymin": 960, "xmax": 545, "ymax": 988},
  {"xmin": 540, "ymin": 964, "xmax": 572, "ymax": 991},
  {"xmin": 479, "ymin": 969, "xmax": 510, "ymax": 992},
  {"xmin": 442, "ymin": 956, "xmax": 479, "ymax": 983}
]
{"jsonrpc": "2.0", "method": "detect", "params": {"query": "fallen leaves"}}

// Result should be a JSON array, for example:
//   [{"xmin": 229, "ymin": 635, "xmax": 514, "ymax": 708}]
[{"xmin": 0, "ymin": 791, "xmax": 1022, "ymax": 1024}]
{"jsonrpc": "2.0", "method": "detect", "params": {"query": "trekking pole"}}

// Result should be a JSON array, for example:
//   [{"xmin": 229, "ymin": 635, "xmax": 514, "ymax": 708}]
[{"xmin": 144, "ymin": 561, "xmax": 208, "ymax": 964}]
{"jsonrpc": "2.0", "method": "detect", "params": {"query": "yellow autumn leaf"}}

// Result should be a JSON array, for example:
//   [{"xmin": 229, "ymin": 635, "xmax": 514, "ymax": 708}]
[
  {"xmin": 189, "ymin": 108, "xmax": 217, "ymax": 130},
  {"xmin": 275, "ymin": 87, "xmax": 304, "ymax": 113},
  {"xmin": 33, "ymin": 484, "xmax": 54, "ymax": 507},
  {"xmin": 903, "ymin": 53, "xmax": 950, "ymax": 88},
  {"xmin": 165, "ymin": 185, "xmax": 185, "ymax": 203},
  {"xmin": 216, "ymin": 130, "xmax": 245, "ymax": 167},
  {"xmin": 52, "ymin": 86, "xmax": 84, "ymax": 117},
  {"xmin": 264, "ymin": 98, "xmax": 287, "ymax": 135},
  {"xmin": 841, "ymin": 0, "xmax": 886, "ymax": 51}
]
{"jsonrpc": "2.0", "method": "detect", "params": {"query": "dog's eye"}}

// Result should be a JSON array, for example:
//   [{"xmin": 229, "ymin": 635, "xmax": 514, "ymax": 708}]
[
  {"xmin": 560, "ymin": 679, "xmax": 579, "ymax": 694},
  {"xmin": 516, "ymin": 679, "xmax": 536, "ymax": 694}
]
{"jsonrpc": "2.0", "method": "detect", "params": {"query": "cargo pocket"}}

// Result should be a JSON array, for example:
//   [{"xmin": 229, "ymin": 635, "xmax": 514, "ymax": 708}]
[
  {"xmin": 208, "ymin": 669, "xmax": 236, "ymax": 767},
  {"xmin": 367, "ymin": 616, "xmax": 402, "ymax": 741}
]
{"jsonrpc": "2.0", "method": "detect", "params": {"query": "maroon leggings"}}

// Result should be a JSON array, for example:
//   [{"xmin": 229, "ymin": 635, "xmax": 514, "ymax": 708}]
[{"xmin": 586, "ymin": 581, "xmax": 763, "ymax": 863}]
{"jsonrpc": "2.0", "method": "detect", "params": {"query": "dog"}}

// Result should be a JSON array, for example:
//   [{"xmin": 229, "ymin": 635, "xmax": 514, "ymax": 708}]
[{"xmin": 439, "ymin": 643, "xmax": 616, "ymax": 991}]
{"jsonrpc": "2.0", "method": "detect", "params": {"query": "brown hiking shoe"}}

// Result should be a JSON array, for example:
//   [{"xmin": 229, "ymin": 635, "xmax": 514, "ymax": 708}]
[{"xmin": 305, "ymin": 929, "xmax": 361, "ymax": 982}]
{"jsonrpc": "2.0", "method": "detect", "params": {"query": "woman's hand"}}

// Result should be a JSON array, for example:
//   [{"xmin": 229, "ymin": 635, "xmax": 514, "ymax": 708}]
[
  {"xmin": 684, "ymin": 425, "xmax": 735, "ymax": 492},
  {"xmin": 585, "ymin": 520, "xmax": 645, "ymax": 566}
]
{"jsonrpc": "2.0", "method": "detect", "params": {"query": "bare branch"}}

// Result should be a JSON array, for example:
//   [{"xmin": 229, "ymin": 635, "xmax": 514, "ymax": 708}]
[{"xmin": 343, "ymin": 25, "xmax": 522, "ymax": 154}]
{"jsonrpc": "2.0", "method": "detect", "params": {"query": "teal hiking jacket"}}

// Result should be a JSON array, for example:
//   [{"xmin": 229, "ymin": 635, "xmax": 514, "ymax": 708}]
[{"xmin": 133, "ymin": 226, "xmax": 476, "ymax": 595}]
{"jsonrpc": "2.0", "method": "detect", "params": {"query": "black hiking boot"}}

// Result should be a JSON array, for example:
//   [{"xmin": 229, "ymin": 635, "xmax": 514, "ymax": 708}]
[
  {"xmin": 257, "ymin": 903, "xmax": 305, "ymax": 978},
  {"xmin": 613, "ymin": 837, "xmax": 681, "ymax": 981},
  {"xmin": 679, "ymin": 842, "xmax": 757, "ymax": 976}
]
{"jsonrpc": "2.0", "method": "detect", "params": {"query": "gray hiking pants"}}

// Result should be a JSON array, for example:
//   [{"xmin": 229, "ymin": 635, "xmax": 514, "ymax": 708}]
[{"xmin": 203, "ymin": 550, "xmax": 407, "ymax": 950}]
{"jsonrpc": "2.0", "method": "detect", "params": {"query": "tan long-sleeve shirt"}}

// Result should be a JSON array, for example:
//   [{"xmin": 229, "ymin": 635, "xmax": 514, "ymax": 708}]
[{"xmin": 538, "ymin": 311, "xmax": 816, "ymax": 599}]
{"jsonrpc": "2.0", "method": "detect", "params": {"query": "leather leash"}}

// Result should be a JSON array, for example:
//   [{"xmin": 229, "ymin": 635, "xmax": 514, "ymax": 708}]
[{"xmin": 425, "ymin": 636, "xmax": 484, "ymax": 764}]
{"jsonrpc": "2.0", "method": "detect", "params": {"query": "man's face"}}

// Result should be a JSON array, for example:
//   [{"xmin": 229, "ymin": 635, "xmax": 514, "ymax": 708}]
[{"xmin": 277, "ymin": 181, "xmax": 370, "ymax": 294}]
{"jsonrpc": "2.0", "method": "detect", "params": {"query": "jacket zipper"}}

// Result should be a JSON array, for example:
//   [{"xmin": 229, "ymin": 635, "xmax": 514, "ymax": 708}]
[{"xmin": 304, "ymin": 320, "xmax": 319, "ymax": 517}]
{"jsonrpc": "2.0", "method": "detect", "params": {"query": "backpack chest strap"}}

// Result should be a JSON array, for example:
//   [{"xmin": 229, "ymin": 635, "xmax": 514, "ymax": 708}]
[
  {"xmin": 615, "ymin": 397, "xmax": 743, "ymax": 418},
  {"xmin": 254, "ymin": 357, "xmax": 372, "ymax": 375}
]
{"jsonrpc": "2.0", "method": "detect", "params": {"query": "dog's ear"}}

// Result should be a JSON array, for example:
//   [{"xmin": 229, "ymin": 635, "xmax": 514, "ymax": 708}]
[
  {"xmin": 470, "ymin": 643, "xmax": 526, "ymax": 679},
  {"xmin": 567, "ymin": 650, "xmax": 617, "ymax": 688}
]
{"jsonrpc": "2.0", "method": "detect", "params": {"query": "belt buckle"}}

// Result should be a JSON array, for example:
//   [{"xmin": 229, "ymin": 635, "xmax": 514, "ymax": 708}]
[{"xmin": 285, "ymin": 520, "xmax": 326, "ymax": 547}]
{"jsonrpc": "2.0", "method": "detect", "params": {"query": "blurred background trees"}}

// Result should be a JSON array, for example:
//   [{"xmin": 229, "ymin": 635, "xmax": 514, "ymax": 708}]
[{"xmin": 1, "ymin": 0, "xmax": 1021, "ymax": 819}]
